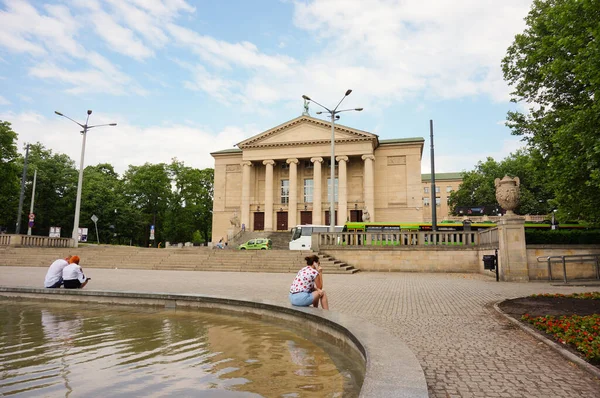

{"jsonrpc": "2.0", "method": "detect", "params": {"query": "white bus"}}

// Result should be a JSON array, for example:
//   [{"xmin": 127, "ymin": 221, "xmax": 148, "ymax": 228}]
[{"xmin": 289, "ymin": 224, "xmax": 343, "ymax": 250}]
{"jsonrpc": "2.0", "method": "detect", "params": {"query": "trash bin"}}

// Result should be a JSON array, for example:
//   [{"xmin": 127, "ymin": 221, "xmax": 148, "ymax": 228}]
[
  {"xmin": 483, "ymin": 255, "xmax": 496, "ymax": 270},
  {"xmin": 463, "ymin": 220, "xmax": 472, "ymax": 232}
]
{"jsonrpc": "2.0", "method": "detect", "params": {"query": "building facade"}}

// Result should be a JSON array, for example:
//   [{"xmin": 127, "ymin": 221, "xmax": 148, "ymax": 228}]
[
  {"xmin": 211, "ymin": 115, "xmax": 434, "ymax": 242},
  {"xmin": 421, "ymin": 173, "xmax": 463, "ymax": 221}
]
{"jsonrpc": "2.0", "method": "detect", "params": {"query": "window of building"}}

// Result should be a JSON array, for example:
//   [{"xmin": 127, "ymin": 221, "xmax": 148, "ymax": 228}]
[
  {"xmin": 304, "ymin": 160, "xmax": 313, "ymax": 169},
  {"xmin": 281, "ymin": 180, "xmax": 289, "ymax": 204},
  {"xmin": 281, "ymin": 163, "xmax": 289, "ymax": 170},
  {"xmin": 327, "ymin": 178, "xmax": 338, "ymax": 202},
  {"xmin": 446, "ymin": 186, "xmax": 453, "ymax": 193},
  {"xmin": 435, "ymin": 186, "xmax": 440, "ymax": 193},
  {"xmin": 423, "ymin": 197, "xmax": 430, "ymax": 206},
  {"xmin": 326, "ymin": 159, "xmax": 338, "ymax": 168},
  {"xmin": 424, "ymin": 187, "xmax": 429, "ymax": 194},
  {"xmin": 435, "ymin": 198, "xmax": 441, "ymax": 206},
  {"xmin": 304, "ymin": 179, "xmax": 313, "ymax": 203}
]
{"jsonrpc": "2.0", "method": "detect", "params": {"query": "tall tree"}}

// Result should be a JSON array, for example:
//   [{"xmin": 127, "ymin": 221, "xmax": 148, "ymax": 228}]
[
  {"xmin": 80, "ymin": 164, "xmax": 126, "ymax": 244},
  {"xmin": 165, "ymin": 159, "xmax": 214, "ymax": 244},
  {"xmin": 0, "ymin": 121, "xmax": 20, "ymax": 231},
  {"xmin": 502, "ymin": 0, "xmax": 600, "ymax": 222},
  {"xmin": 123, "ymin": 163, "xmax": 172, "ymax": 246},
  {"xmin": 448, "ymin": 150, "xmax": 553, "ymax": 216},
  {"xmin": 19, "ymin": 143, "xmax": 78, "ymax": 237}
]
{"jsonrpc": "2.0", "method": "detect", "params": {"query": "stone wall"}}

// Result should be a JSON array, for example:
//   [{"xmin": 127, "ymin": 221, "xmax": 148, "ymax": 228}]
[
  {"xmin": 526, "ymin": 245, "xmax": 600, "ymax": 280},
  {"xmin": 323, "ymin": 247, "xmax": 481, "ymax": 273}
]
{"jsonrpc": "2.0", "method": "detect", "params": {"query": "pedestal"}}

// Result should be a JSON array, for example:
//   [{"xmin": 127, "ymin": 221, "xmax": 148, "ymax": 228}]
[{"xmin": 497, "ymin": 216, "xmax": 529, "ymax": 282}]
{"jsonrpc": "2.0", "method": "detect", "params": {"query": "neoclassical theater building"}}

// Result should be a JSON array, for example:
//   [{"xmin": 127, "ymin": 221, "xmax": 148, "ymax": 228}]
[{"xmin": 211, "ymin": 114, "xmax": 461, "ymax": 242}]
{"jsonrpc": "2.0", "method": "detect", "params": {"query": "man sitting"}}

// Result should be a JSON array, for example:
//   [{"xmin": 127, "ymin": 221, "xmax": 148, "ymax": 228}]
[
  {"xmin": 44, "ymin": 255, "xmax": 72, "ymax": 288},
  {"xmin": 62, "ymin": 256, "xmax": 90, "ymax": 289}
]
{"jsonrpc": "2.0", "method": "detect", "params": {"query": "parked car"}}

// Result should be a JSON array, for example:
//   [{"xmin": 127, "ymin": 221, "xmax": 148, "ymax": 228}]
[{"xmin": 238, "ymin": 238, "xmax": 272, "ymax": 250}]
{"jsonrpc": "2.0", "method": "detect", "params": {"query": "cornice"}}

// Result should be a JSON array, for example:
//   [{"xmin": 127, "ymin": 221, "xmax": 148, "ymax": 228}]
[{"xmin": 238, "ymin": 116, "xmax": 377, "ymax": 149}]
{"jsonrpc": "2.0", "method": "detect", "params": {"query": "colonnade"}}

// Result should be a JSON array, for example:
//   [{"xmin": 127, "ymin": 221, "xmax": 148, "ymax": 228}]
[{"xmin": 240, "ymin": 154, "xmax": 375, "ymax": 231}]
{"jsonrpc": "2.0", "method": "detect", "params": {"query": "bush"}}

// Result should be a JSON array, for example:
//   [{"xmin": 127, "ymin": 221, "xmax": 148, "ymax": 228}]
[{"xmin": 525, "ymin": 229, "xmax": 600, "ymax": 245}]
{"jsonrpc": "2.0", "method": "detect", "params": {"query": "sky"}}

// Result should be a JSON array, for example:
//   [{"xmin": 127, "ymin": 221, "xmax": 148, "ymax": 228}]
[{"xmin": 0, "ymin": 0, "xmax": 533, "ymax": 175}]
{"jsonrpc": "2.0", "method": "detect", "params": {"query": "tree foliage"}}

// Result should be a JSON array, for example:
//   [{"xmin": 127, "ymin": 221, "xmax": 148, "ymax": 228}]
[
  {"xmin": 449, "ymin": 150, "xmax": 553, "ymax": 216},
  {"xmin": 0, "ymin": 121, "xmax": 20, "ymax": 231},
  {"xmin": 502, "ymin": 0, "xmax": 600, "ymax": 222}
]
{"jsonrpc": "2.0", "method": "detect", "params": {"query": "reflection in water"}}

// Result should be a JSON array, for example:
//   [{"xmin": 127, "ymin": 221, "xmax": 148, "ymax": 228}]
[{"xmin": 0, "ymin": 301, "xmax": 361, "ymax": 397}]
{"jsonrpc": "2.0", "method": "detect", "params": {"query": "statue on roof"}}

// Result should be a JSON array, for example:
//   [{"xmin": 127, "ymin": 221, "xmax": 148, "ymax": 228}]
[{"xmin": 302, "ymin": 98, "xmax": 310, "ymax": 116}]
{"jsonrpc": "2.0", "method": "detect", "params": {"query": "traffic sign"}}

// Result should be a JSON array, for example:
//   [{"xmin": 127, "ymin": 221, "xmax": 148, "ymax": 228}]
[
  {"xmin": 91, "ymin": 214, "xmax": 98, "ymax": 223},
  {"xmin": 28, "ymin": 213, "xmax": 35, "ymax": 220}
]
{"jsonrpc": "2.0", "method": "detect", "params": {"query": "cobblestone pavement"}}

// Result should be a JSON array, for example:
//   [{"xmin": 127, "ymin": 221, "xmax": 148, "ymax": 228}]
[{"xmin": 1, "ymin": 267, "xmax": 600, "ymax": 397}]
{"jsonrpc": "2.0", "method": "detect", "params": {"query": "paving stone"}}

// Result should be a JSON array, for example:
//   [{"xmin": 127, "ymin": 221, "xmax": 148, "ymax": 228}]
[{"xmin": 1, "ymin": 267, "xmax": 599, "ymax": 397}]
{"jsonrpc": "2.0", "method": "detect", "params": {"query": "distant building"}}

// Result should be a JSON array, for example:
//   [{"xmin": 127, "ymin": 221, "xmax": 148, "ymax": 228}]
[
  {"xmin": 211, "ymin": 115, "xmax": 464, "ymax": 242},
  {"xmin": 421, "ymin": 172, "xmax": 463, "ymax": 221}
]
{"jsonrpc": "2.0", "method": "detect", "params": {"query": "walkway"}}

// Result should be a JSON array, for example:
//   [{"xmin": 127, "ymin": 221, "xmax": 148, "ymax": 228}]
[{"xmin": 1, "ymin": 267, "xmax": 599, "ymax": 397}]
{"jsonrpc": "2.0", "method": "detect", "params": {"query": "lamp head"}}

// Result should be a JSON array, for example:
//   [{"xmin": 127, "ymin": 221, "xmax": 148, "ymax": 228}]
[
  {"xmin": 316, "ymin": 111, "xmax": 323, "ymax": 115},
  {"xmin": 302, "ymin": 95, "xmax": 311, "ymax": 101},
  {"xmin": 54, "ymin": 111, "xmax": 63, "ymax": 116},
  {"xmin": 345, "ymin": 89, "xmax": 352, "ymax": 96},
  {"xmin": 335, "ymin": 115, "xmax": 340, "ymax": 120},
  {"xmin": 109, "ymin": 123, "xmax": 117, "ymax": 126},
  {"xmin": 355, "ymin": 108, "xmax": 364, "ymax": 111},
  {"xmin": 87, "ymin": 110, "xmax": 92, "ymax": 115}
]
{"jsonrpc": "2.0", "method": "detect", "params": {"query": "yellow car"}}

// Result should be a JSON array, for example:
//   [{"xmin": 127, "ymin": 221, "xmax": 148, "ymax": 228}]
[{"xmin": 238, "ymin": 238, "xmax": 272, "ymax": 250}]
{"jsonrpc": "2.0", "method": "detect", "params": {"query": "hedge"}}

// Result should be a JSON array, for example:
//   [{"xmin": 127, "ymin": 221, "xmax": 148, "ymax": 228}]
[{"xmin": 525, "ymin": 229, "xmax": 600, "ymax": 245}]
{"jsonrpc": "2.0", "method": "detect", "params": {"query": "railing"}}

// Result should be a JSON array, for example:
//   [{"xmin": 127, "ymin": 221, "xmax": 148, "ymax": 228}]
[
  {"xmin": 0, "ymin": 234, "xmax": 73, "ymax": 248},
  {"xmin": 317, "ymin": 231, "xmax": 479, "ymax": 247},
  {"xmin": 537, "ymin": 254, "xmax": 600, "ymax": 283},
  {"xmin": 0, "ymin": 234, "xmax": 11, "ymax": 246},
  {"xmin": 478, "ymin": 228, "xmax": 499, "ymax": 247}
]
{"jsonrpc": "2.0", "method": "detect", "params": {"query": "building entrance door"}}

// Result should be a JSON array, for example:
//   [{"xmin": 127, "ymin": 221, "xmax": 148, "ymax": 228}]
[
  {"xmin": 350, "ymin": 210, "xmax": 363, "ymax": 222},
  {"xmin": 253, "ymin": 212, "xmax": 265, "ymax": 231},
  {"xmin": 300, "ymin": 211, "xmax": 312, "ymax": 225},
  {"xmin": 324, "ymin": 211, "xmax": 338, "ymax": 226},
  {"xmin": 276, "ymin": 212, "xmax": 288, "ymax": 231}
]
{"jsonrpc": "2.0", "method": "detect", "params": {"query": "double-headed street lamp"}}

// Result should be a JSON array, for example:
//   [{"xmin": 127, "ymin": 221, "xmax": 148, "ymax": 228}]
[
  {"xmin": 301, "ymin": 90, "xmax": 363, "ymax": 232},
  {"xmin": 55, "ymin": 110, "xmax": 117, "ymax": 247}
]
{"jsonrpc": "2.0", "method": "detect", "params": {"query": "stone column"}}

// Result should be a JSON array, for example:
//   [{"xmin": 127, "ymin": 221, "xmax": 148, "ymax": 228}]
[
  {"xmin": 497, "ymin": 216, "xmax": 529, "ymax": 282},
  {"xmin": 287, "ymin": 158, "xmax": 299, "ymax": 228},
  {"xmin": 336, "ymin": 155, "xmax": 349, "ymax": 225},
  {"xmin": 263, "ymin": 159, "xmax": 275, "ymax": 231},
  {"xmin": 240, "ymin": 161, "xmax": 252, "ymax": 231},
  {"xmin": 362, "ymin": 154, "xmax": 375, "ymax": 222},
  {"xmin": 311, "ymin": 157, "xmax": 323, "ymax": 225}
]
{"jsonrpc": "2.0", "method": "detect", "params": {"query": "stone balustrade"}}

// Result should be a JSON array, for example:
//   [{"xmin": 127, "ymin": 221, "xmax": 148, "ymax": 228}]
[
  {"xmin": 314, "ymin": 231, "xmax": 480, "ymax": 249},
  {"xmin": 0, "ymin": 234, "xmax": 73, "ymax": 248}
]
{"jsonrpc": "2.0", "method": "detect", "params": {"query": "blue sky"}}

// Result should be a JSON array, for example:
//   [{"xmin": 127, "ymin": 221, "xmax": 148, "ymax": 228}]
[{"xmin": 0, "ymin": 0, "xmax": 532, "ymax": 174}]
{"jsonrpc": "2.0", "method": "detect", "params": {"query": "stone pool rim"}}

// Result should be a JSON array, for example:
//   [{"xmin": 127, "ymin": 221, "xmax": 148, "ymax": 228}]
[{"xmin": 0, "ymin": 286, "xmax": 428, "ymax": 398}]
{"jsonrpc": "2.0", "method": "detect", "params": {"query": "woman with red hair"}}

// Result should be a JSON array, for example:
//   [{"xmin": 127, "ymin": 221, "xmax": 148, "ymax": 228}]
[{"xmin": 62, "ymin": 255, "xmax": 91, "ymax": 289}]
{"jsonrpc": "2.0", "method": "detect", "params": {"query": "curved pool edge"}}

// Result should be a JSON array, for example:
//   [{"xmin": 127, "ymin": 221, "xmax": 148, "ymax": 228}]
[{"xmin": 0, "ymin": 286, "xmax": 428, "ymax": 398}]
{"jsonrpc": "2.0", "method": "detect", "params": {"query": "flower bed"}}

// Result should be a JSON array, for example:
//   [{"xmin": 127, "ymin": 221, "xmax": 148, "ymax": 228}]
[{"xmin": 521, "ymin": 293, "xmax": 600, "ymax": 364}]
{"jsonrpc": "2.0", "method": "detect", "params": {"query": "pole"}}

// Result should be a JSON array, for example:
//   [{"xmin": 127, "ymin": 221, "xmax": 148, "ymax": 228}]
[
  {"xmin": 330, "ymin": 113, "xmax": 336, "ymax": 232},
  {"xmin": 71, "ymin": 125, "xmax": 88, "ymax": 247},
  {"xmin": 27, "ymin": 169, "xmax": 37, "ymax": 236},
  {"xmin": 15, "ymin": 144, "xmax": 30, "ymax": 234},
  {"xmin": 94, "ymin": 220, "xmax": 100, "ymax": 245},
  {"xmin": 430, "ymin": 120, "xmax": 437, "ymax": 232}
]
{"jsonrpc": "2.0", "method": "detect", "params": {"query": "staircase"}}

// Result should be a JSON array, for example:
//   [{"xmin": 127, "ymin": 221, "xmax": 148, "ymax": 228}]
[{"xmin": 0, "ymin": 245, "xmax": 359, "ymax": 274}]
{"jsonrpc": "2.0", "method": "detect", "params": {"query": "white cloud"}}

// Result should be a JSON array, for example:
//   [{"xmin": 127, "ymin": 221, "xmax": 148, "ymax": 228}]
[
  {"xmin": 0, "ymin": 95, "xmax": 10, "ymax": 105},
  {"xmin": 2, "ymin": 110, "xmax": 251, "ymax": 174}
]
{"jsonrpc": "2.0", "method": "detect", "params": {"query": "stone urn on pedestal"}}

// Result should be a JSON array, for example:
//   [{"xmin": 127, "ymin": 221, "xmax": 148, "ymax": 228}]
[{"xmin": 494, "ymin": 176, "xmax": 520, "ymax": 217}]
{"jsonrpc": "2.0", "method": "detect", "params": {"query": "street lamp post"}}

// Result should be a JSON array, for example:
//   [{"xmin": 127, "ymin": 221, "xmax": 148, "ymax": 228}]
[
  {"xmin": 301, "ymin": 90, "xmax": 363, "ymax": 232},
  {"xmin": 55, "ymin": 110, "xmax": 117, "ymax": 247}
]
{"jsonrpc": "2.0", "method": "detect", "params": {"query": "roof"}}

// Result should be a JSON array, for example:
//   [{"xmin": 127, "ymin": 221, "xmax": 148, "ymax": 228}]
[
  {"xmin": 421, "ymin": 172, "xmax": 464, "ymax": 181},
  {"xmin": 210, "ymin": 148, "xmax": 242, "ymax": 156},
  {"xmin": 379, "ymin": 137, "xmax": 425, "ymax": 144}
]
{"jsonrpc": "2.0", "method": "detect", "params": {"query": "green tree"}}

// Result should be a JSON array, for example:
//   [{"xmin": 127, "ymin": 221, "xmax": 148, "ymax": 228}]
[
  {"xmin": 19, "ymin": 143, "xmax": 78, "ymax": 237},
  {"xmin": 164, "ymin": 159, "xmax": 214, "ymax": 244},
  {"xmin": 502, "ymin": 0, "xmax": 600, "ymax": 222},
  {"xmin": 122, "ymin": 163, "xmax": 172, "ymax": 246},
  {"xmin": 80, "ymin": 164, "xmax": 127, "ymax": 244},
  {"xmin": 0, "ymin": 121, "xmax": 20, "ymax": 231},
  {"xmin": 449, "ymin": 150, "xmax": 553, "ymax": 216}
]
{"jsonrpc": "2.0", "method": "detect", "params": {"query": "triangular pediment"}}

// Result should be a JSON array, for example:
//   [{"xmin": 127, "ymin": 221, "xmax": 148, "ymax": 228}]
[{"xmin": 237, "ymin": 116, "xmax": 378, "ymax": 149}]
